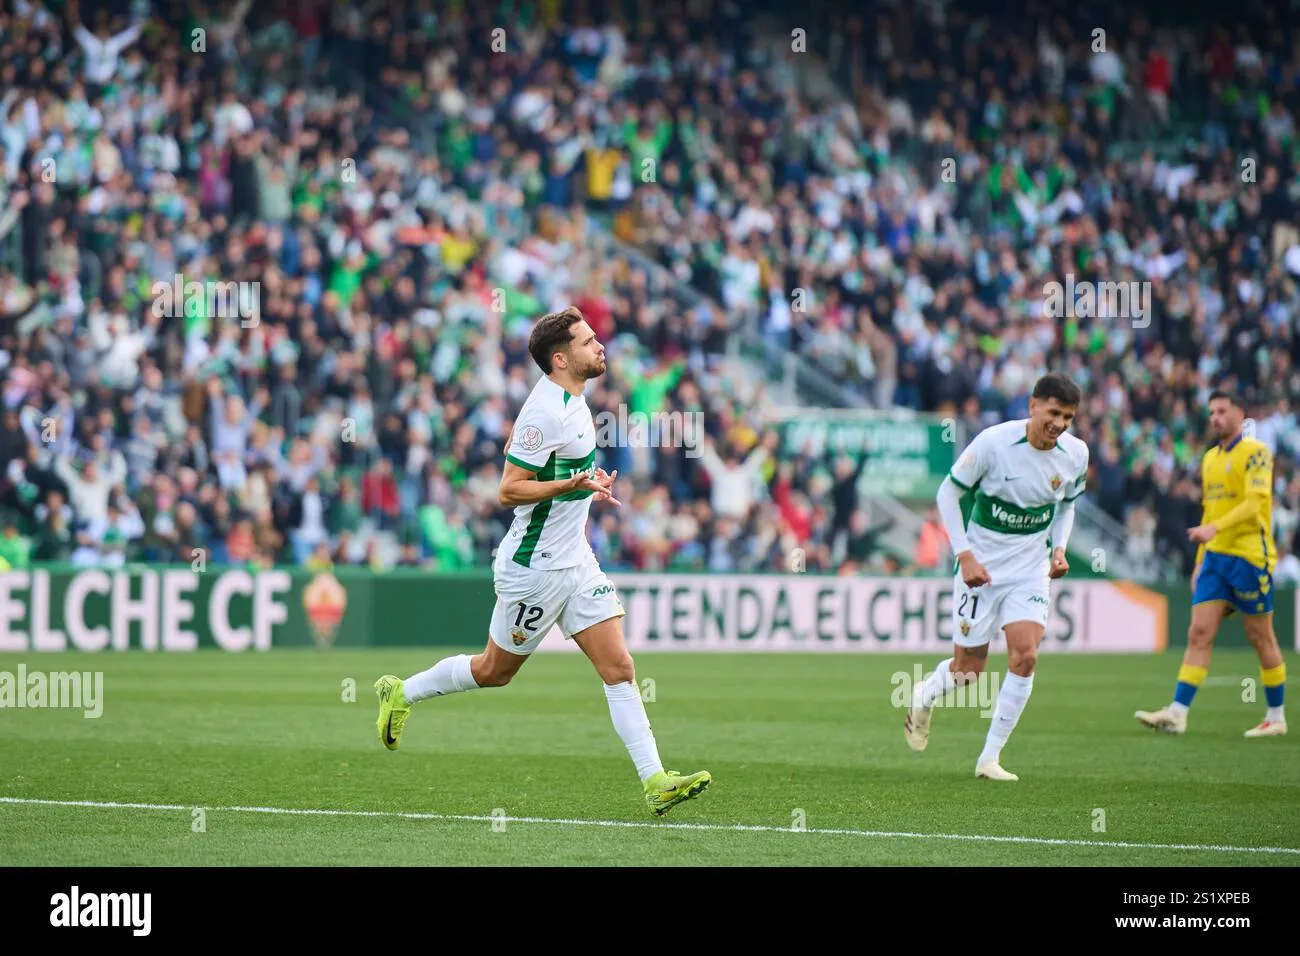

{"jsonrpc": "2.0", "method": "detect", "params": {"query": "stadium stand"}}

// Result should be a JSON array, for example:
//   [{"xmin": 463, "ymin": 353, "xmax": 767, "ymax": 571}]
[{"xmin": 1, "ymin": 0, "xmax": 1298, "ymax": 584}]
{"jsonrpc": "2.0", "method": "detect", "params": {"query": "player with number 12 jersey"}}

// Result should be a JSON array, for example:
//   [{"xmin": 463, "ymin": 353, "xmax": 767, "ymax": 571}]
[{"xmin": 371, "ymin": 308, "xmax": 712, "ymax": 816}]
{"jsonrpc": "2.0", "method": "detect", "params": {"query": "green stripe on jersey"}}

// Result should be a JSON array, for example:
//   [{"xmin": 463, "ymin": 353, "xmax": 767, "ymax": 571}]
[
  {"xmin": 971, "ymin": 492, "xmax": 1056, "ymax": 535},
  {"xmin": 535, "ymin": 450, "xmax": 596, "ymax": 481},
  {"xmin": 543, "ymin": 450, "xmax": 597, "ymax": 501},
  {"xmin": 506, "ymin": 453, "xmax": 542, "ymax": 472},
  {"xmin": 512, "ymin": 499, "xmax": 552, "ymax": 567},
  {"xmin": 509, "ymin": 450, "xmax": 597, "ymax": 567}
]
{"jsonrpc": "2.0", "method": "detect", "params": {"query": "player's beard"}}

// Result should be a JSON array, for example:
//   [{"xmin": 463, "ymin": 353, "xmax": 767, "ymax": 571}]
[{"xmin": 579, "ymin": 356, "xmax": 606, "ymax": 380}]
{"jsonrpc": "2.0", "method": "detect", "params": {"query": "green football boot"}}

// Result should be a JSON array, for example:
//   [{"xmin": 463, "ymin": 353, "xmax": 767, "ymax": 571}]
[
  {"xmin": 374, "ymin": 675, "xmax": 410, "ymax": 751},
  {"xmin": 644, "ymin": 769, "xmax": 712, "ymax": 815}
]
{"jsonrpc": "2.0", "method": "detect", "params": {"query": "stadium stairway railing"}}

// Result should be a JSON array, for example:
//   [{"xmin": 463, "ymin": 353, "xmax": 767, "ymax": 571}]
[
  {"xmin": 1071, "ymin": 495, "xmax": 1178, "ymax": 584},
  {"xmin": 583, "ymin": 220, "xmax": 870, "ymax": 410},
  {"xmin": 853, "ymin": 487, "xmax": 935, "ymax": 568}
]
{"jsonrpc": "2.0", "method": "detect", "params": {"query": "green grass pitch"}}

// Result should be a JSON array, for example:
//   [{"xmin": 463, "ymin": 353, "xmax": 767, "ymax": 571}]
[{"xmin": 1, "ymin": 649, "xmax": 1296, "ymax": 866}]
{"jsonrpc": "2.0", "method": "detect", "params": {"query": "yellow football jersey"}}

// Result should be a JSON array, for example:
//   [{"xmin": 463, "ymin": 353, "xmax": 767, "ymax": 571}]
[{"xmin": 1198, "ymin": 434, "xmax": 1276, "ymax": 571}]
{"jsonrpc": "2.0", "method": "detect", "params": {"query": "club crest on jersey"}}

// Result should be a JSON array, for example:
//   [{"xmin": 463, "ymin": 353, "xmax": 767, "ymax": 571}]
[
  {"xmin": 519, "ymin": 426, "xmax": 543, "ymax": 452},
  {"xmin": 511, "ymin": 627, "xmax": 529, "ymax": 646},
  {"xmin": 960, "ymin": 619, "xmax": 971, "ymax": 636},
  {"xmin": 1050, "ymin": 474, "xmax": 1062, "ymax": 491}
]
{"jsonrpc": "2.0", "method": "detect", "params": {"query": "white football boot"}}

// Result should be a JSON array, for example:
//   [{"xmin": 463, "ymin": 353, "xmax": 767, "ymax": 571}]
[
  {"xmin": 904, "ymin": 682, "xmax": 931, "ymax": 752},
  {"xmin": 975, "ymin": 761, "xmax": 1018, "ymax": 781},
  {"xmin": 1243, "ymin": 718, "xmax": 1287, "ymax": 737},
  {"xmin": 1134, "ymin": 706, "xmax": 1188, "ymax": 734}
]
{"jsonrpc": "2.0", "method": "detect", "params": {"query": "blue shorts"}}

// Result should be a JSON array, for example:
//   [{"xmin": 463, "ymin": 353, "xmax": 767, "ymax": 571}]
[{"xmin": 1193, "ymin": 552, "xmax": 1274, "ymax": 615}]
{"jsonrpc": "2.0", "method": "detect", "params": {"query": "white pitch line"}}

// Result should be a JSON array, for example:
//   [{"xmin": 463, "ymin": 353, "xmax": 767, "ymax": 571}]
[{"xmin": 1, "ymin": 797, "xmax": 1297, "ymax": 856}]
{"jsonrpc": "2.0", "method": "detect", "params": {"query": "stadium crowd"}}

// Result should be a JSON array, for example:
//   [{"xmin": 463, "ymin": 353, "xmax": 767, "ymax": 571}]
[
  {"xmin": 600, "ymin": 0, "xmax": 1300, "ymax": 579},
  {"xmin": 0, "ymin": 0, "xmax": 1298, "ymax": 583}
]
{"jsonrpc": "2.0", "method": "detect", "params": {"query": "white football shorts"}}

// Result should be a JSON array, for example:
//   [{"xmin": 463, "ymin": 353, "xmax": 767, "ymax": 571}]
[
  {"xmin": 489, "ymin": 552, "xmax": 625, "ymax": 655},
  {"xmin": 951, "ymin": 571, "xmax": 1051, "ymax": 648}
]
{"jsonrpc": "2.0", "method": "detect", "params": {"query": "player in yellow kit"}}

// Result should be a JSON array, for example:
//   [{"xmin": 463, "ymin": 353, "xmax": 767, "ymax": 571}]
[{"xmin": 1135, "ymin": 391, "xmax": 1287, "ymax": 736}]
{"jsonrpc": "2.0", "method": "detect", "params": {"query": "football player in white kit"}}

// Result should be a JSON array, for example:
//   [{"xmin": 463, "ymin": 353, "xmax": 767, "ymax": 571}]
[
  {"xmin": 904, "ymin": 373, "xmax": 1089, "ymax": 780},
  {"xmin": 374, "ymin": 308, "xmax": 711, "ymax": 815}
]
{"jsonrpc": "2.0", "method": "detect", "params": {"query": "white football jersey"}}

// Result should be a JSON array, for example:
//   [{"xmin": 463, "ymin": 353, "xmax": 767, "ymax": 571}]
[
  {"xmin": 497, "ymin": 376, "xmax": 598, "ymax": 571},
  {"xmin": 947, "ymin": 419, "xmax": 1090, "ymax": 582}
]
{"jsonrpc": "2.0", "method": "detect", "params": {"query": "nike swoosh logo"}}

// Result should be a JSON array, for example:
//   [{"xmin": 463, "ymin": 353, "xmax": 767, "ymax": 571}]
[
  {"xmin": 577, "ymin": 433, "xmax": 585, "ymax": 439},
  {"xmin": 384, "ymin": 714, "xmax": 397, "ymax": 746},
  {"xmin": 1004, "ymin": 476, "xmax": 1020, "ymax": 481}
]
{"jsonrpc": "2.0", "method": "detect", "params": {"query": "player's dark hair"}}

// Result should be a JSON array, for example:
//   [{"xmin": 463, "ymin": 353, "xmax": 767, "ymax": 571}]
[
  {"xmin": 1032, "ymin": 372, "xmax": 1082, "ymax": 407},
  {"xmin": 528, "ymin": 307, "xmax": 586, "ymax": 374},
  {"xmin": 1208, "ymin": 389, "xmax": 1246, "ymax": 410}
]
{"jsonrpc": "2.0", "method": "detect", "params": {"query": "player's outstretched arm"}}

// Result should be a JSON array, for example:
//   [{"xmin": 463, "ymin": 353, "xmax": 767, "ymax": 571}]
[{"xmin": 498, "ymin": 461, "xmax": 607, "ymax": 508}]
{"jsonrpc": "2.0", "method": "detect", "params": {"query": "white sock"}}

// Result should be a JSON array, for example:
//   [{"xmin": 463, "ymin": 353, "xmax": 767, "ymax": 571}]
[
  {"xmin": 1267, "ymin": 706, "xmax": 1285, "ymax": 723},
  {"xmin": 604, "ymin": 681, "xmax": 663, "ymax": 782},
  {"xmin": 1169, "ymin": 701, "xmax": 1190, "ymax": 717},
  {"xmin": 978, "ymin": 672, "xmax": 1034, "ymax": 766},
  {"xmin": 404, "ymin": 654, "xmax": 479, "ymax": 703},
  {"xmin": 919, "ymin": 658, "xmax": 958, "ymax": 709}
]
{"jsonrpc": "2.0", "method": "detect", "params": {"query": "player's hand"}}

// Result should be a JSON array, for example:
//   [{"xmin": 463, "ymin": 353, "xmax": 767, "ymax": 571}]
[
  {"xmin": 957, "ymin": 551, "xmax": 991, "ymax": 588},
  {"xmin": 1048, "ymin": 547, "xmax": 1069, "ymax": 579},
  {"xmin": 569, "ymin": 468, "xmax": 620, "ymax": 508},
  {"xmin": 592, "ymin": 467, "xmax": 621, "ymax": 507},
  {"xmin": 1187, "ymin": 524, "xmax": 1218, "ymax": 545}
]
